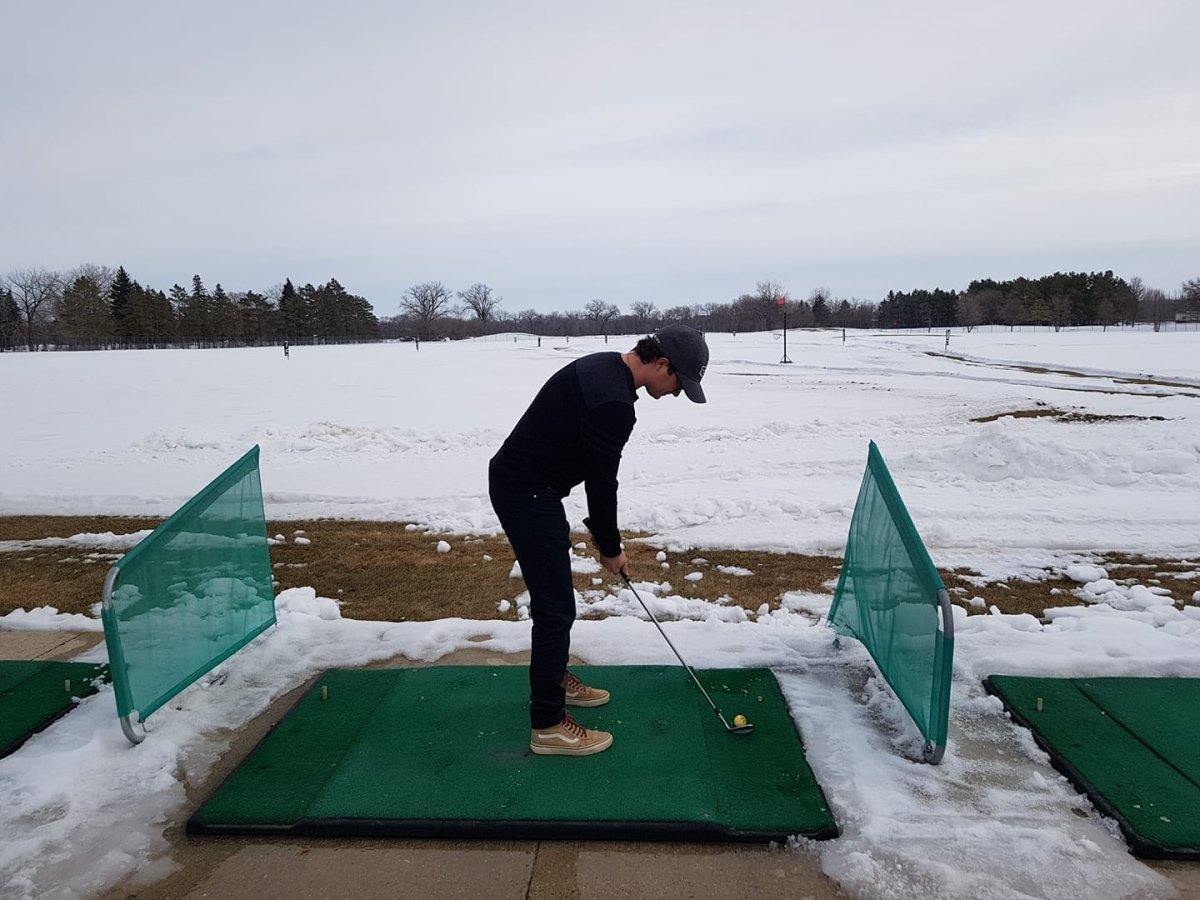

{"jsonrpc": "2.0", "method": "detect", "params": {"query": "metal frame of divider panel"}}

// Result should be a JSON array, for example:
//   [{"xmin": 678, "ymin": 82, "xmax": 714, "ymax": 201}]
[{"xmin": 101, "ymin": 446, "xmax": 276, "ymax": 745}]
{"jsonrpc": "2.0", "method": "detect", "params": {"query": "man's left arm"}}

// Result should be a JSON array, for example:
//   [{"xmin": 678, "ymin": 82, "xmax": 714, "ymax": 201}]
[{"xmin": 580, "ymin": 402, "xmax": 635, "ymax": 562}]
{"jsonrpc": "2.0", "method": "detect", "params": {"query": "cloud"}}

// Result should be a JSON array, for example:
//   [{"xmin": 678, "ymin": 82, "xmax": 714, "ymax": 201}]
[{"xmin": 3, "ymin": 1, "xmax": 1198, "ymax": 312}]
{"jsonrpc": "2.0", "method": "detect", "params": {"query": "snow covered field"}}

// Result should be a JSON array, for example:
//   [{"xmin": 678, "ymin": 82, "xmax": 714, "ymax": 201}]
[{"xmin": 2, "ymin": 327, "xmax": 1199, "ymax": 899}]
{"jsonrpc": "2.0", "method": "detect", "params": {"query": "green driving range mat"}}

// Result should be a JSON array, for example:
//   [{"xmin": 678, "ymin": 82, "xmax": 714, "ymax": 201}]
[
  {"xmin": 0, "ymin": 660, "xmax": 110, "ymax": 758},
  {"xmin": 985, "ymin": 675, "xmax": 1200, "ymax": 859},
  {"xmin": 189, "ymin": 665, "xmax": 838, "ymax": 842}
]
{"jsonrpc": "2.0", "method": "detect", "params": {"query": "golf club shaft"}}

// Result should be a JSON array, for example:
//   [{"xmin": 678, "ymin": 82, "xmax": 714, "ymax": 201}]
[{"xmin": 620, "ymin": 573, "xmax": 724, "ymax": 718}]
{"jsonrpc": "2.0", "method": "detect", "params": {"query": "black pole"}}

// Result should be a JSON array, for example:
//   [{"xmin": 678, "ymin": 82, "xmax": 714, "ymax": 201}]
[{"xmin": 780, "ymin": 304, "xmax": 792, "ymax": 364}]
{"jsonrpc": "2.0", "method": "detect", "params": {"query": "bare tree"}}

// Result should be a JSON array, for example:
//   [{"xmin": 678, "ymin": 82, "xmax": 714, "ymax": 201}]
[
  {"xmin": 1128, "ymin": 276, "xmax": 1145, "ymax": 307},
  {"xmin": 1000, "ymin": 294, "xmax": 1025, "ymax": 331},
  {"xmin": 1183, "ymin": 277, "xmax": 1200, "ymax": 311},
  {"xmin": 583, "ymin": 298, "xmax": 620, "ymax": 335},
  {"xmin": 4, "ymin": 267, "xmax": 63, "ymax": 350},
  {"xmin": 1097, "ymin": 297, "xmax": 1118, "ymax": 331},
  {"xmin": 1140, "ymin": 287, "xmax": 1167, "ymax": 331},
  {"xmin": 457, "ymin": 282, "xmax": 502, "ymax": 322},
  {"xmin": 69, "ymin": 263, "xmax": 117, "ymax": 299},
  {"xmin": 514, "ymin": 308, "xmax": 540, "ymax": 333},
  {"xmin": 400, "ymin": 281, "xmax": 453, "ymax": 339},
  {"xmin": 750, "ymin": 280, "xmax": 786, "ymax": 331},
  {"xmin": 1049, "ymin": 294, "xmax": 1072, "ymax": 332},
  {"xmin": 755, "ymin": 280, "xmax": 784, "ymax": 302},
  {"xmin": 662, "ymin": 305, "xmax": 696, "ymax": 324},
  {"xmin": 956, "ymin": 291, "xmax": 985, "ymax": 333},
  {"xmin": 629, "ymin": 300, "xmax": 658, "ymax": 332}
]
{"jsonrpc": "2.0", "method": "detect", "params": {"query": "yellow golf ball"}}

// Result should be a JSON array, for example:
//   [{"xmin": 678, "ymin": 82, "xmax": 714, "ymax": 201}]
[{"xmin": 733, "ymin": 714, "xmax": 747, "ymax": 727}]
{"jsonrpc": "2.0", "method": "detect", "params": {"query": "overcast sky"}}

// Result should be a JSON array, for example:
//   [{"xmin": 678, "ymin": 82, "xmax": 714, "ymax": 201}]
[{"xmin": 4, "ymin": 1, "xmax": 1198, "ymax": 316}]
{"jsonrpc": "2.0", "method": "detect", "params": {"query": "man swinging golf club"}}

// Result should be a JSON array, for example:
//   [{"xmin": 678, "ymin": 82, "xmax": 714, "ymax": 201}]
[{"xmin": 489, "ymin": 324, "xmax": 709, "ymax": 756}]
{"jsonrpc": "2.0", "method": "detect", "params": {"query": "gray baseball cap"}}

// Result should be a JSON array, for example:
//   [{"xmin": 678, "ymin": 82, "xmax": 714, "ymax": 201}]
[{"xmin": 653, "ymin": 324, "xmax": 709, "ymax": 403}]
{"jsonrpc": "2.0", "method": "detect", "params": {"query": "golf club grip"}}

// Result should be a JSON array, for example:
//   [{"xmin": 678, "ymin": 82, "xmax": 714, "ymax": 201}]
[{"xmin": 584, "ymin": 517, "xmax": 630, "ymax": 578}]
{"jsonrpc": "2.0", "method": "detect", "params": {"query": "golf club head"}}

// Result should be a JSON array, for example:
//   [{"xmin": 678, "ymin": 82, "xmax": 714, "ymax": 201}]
[{"xmin": 718, "ymin": 712, "xmax": 755, "ymax": 735}]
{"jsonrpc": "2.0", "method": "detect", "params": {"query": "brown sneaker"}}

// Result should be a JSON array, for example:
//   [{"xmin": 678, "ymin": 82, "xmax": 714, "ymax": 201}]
[
  {"xmin": 563, "ymin": 670, "xmax": 610, "ymax": 707},
  {"xmin": 530, "ymin": 712, "xmax": 613, "ymax": 756}
]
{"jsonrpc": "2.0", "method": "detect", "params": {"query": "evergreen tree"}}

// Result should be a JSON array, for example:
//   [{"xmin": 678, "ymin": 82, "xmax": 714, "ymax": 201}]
[
  {"xmin": 1091, "ymin": 271, "xmax": 1136, "ymax": 324},
  {"xmin": 297, "ymin": 283, "xmax": 320, "ymax": 338},
  {"xmin": 278, "ymin": 278, "xmax": 302, "ymax": 338},
  {"xmin": 307, "ymin": 278, "xmax": 378, "ymax": 339},
  {"xmin": 168, "ymin": 284, "xmax": 189, "ymax": 318},
  {"xmin": 124, "ymin": 284, "xmax": 176, "ymax": 343},
  {"xmin": 344, "ymin": 286, "xmax": 379, "ymax": 337},
  {"xmin": 312, "ymin": 280, "xmax": 343, "ymax": 338},
  {"xmin": 810, "ymin": 290, "xmax": 830, "ymax": 326},
  {"xmin": 832, "ymin": 299, "xmax": 853, "ymax": 327},
  {"xmin": 237, "ymin": 290, "xmax": 276, "ymax": 343},
  {"xmin": 109, "ymin": 266, "xmax": 133, "ymax": 324},
  {"xmin": 210, "ymin": 283, "xmax": 243, "ymax": 340},
  {"xmin": 149, "ymin": 289, "xmax": 176, "ymax": 341},
  {"xmin": 57, "ymin": 275, "xmax": 115, "ymax": 346},
  {"xmin": 178, "ymin": 275, "xmax": 212, "ymax": 340},
  {"xmin": 0, "ymin": 288, "xmax": 19, "ymax": 350}
]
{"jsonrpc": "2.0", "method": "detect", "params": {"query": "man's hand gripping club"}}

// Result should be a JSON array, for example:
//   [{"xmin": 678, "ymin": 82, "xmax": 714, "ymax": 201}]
[{"xmin": 583, "ymin": 517, "xmax": 630, "ymax": 579}]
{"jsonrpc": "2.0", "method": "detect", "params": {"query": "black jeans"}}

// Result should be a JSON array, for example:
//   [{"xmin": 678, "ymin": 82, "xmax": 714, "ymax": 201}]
[{"xmin": 489, "ymin": 475, "xmax": 575, "ymax": 730}]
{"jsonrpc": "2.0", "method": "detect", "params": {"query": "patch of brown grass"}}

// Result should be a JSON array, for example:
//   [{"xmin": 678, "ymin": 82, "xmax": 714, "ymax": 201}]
[
  {"xmin": 259, "ymin": 524, "xmax": 843, "ymax": 621},
  {"xmin": 1097, "ymin": 553, "xmax": 1200, "ymax": 605},
  {"xmin": 940, "ymin": 554, "xmax": 1200, "ymax": 619},
  {"xmin": 0, "ymin": 517, "xmax": 1194, "ymax": 623},
  {"xmin": 939, "ymin": 567, "xmax": 1080, "ymax": 619},
  {"xmin": 971, "ymin": 408, "xmax": 1167, "ymax": 424},
  {"xmin": 0, "ymin": 516, "xmax": 158, "ymax": 616},
  {"xmin": 971, "ymin": 408, "xmax": 1064, "ymax": 423},
  {"xmin": 0, "ymin": 516, "xmax": 158, "ymax": 543}
]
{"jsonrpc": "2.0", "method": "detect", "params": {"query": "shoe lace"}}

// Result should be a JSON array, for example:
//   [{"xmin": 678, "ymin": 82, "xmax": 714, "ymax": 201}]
[
  {"xmin": 560, "ymin": 712, "xmax": 588, "ymax": 737},
  {"xmin": 563, "ymin": 670, "xmax": 583, "ymax": 691}
]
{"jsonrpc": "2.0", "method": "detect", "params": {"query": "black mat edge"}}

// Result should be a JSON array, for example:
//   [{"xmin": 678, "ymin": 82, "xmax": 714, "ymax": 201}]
[
  {"xmin": 186, "ymin": 668, "xmax": 326, "ymax": 836},
  {"xmin": 0, "ymin": 663, "xmax": 110, "ymax": 760},
  {"xmin": 984, "ymin": 675, "xmax": 1200, "ymax": 861},
  {"xmin": 186, "ymin": 816, "xmax": 839, "ymax": 843},
  {"xmin": 187, "ymin": 666, "xmax": 840, "ymax": 844}
]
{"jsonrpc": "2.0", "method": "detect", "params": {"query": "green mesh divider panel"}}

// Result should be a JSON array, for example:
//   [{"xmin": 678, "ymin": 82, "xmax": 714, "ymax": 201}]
[
  {"xmin": 101, "ymin": 446, "xmax": 275, "ymax": 723},
  {"xmin": 828, "ymin": 441, "xmax": 954, "ymax": 762}
]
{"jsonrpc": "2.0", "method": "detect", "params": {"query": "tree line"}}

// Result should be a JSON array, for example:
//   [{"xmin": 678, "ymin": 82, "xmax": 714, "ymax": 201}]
[
  {"xmin": 879, "ymin": 272, "xmax": 1198, "ymax": 333},
  {"xmin": 0, "ymin": 265, "xmax": 379, "ymax": 351},
  {"xmin": 382, "ymin": 280, "xmax": 883, "ymax": 340},
  {"xmin": 3, "ymin": 264, "xmax": 1198, "ymax": 352},
  {"xmin": 385, "ymin": 273, "xmax": 1199, "ymax": 340}
]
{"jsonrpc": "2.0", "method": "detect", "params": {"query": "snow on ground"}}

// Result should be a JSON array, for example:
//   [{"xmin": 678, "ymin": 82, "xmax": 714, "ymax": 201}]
[{"xmin": 1, "ymin": 326, "xmax": 1199, "ymax": 899}]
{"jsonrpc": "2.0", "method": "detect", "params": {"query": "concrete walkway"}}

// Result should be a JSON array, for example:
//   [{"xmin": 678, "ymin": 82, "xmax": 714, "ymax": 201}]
[
  {"xmin": 0, "ymin": 629, "xmax": 104, "ymax": 662},
  {"xmin": 5, "ymin": 631, "xmax": 1199, "ymax": 899}
]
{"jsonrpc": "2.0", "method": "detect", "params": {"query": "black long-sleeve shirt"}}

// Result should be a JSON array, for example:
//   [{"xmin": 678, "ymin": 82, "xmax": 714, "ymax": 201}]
[{"xmin": 489, "ymin": 352, "xmax": 637, "ymax": 557}]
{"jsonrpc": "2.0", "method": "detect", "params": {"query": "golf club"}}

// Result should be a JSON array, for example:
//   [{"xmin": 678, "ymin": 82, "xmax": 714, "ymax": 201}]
[{"xmin": 620, "ymin": 572, "xmax": 754, "ymax": 735}]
